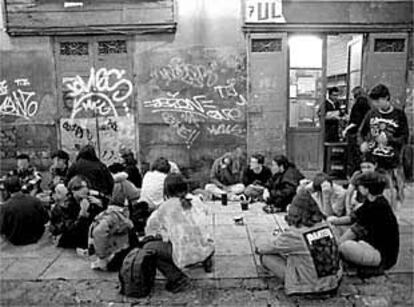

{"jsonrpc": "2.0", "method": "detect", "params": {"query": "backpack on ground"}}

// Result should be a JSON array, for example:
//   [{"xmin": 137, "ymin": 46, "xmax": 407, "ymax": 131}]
[{"xmin": 118, "ymin": 247, "xmax": 157, "ymax": 298}]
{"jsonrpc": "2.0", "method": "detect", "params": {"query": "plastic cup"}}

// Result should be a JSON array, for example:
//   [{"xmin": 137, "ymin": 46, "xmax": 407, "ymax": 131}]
[
  {"xmin": 221, "ymin": 193, "xmax": 228, "ymax": 206},
  {"xmin": 241, "ymin": 200, "xmax": 249, "ymax": 211}
]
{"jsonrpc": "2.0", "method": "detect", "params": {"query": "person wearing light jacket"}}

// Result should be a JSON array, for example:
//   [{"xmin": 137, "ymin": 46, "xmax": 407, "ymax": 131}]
[
  {"xmin": 108, "ymin": 163, "xmax": 140, "ymax": 208},
  {"xmin": 143, "ymin": 173, "xmax": 214, "ymax": 293},
  {"xmin": 256, "ymin": 190, "xmax": 342, "ymax": 295}
]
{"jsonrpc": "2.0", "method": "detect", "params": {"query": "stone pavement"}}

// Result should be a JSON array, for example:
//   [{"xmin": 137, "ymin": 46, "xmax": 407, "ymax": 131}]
[{"xmin": 1, "ymin": 184, "xmax": 413, "ymax": 306}]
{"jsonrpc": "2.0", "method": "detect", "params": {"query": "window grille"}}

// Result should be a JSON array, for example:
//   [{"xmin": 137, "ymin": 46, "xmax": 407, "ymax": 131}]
[
  {"xmin": 60, "ymin": 42, "xmax": 89, "ymax": 56},
  {"xmin": 251, "ymin": 38, "xmax": 282, "ymax": 52},
  {"xmin": 98, "ymin": 40, "xmax": 127, "ymax": 55},
  {"xmin": 374, "ymin": 39, "xmax": 405, "ymax": 53}
]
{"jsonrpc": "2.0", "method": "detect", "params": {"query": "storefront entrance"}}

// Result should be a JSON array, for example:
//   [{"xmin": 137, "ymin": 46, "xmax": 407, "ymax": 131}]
[{"xmin": 248, "ymin": 31, "xmax": 409, "ymax": 176}]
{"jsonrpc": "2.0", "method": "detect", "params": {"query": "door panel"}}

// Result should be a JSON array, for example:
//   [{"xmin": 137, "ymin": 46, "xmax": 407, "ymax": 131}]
[
  {"xmin": 248, "ymin": 33, "xmax": 288, "ymax": 161},
  {"xmin": 54, "ymin": 36, "xmax": 136, "ymax": 164},
  {"xmin": 286, "ymin": 35, "xmax": 325, "ymax": 172},
  {"xmin": 363, "ymin": 33, "xmax": 408, "ymax": 108}
]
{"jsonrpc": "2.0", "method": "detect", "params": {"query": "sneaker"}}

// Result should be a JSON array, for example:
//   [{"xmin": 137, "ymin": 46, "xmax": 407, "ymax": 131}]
[
  {"xmin": 262, "ymin": 204, "xmax": 283, "ymax": 214},
  {"xmin": 76, "ymin": 248, "xmax": 89, "ymax": 257},
  {"xmin": 165, "ymin": 277, "xmax": 191, "ymax": 293},
  {"xmin": 91, "ymin": 258, "xmax": 109, "ymax": 270}
]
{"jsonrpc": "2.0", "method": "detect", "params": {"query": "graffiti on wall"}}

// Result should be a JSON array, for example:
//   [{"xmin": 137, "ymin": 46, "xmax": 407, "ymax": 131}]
[
  {"xmin": 0, "ymin": 79, "xmax": 39, "ymax": 120},
  {"xmin": 150, "ymin": 57, "xmax": 219, "ymax": 88},
  {"xmin": 60, "ymin": 116, "xmax": 134, "ymax": 165},
  {"xmin": 64, "ymin": 67, "xmax": 133, "ymax": 119},
  {"xmin": 145, "ymin": 59, "xmax": 247, "ymax": 148}
]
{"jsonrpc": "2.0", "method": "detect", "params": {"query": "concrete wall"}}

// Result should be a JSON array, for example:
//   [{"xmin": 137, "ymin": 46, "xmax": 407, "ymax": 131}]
[
  {"xmin": 134, "ymin": 0, "xmax": 247, "ymax": 186},
  {"xmin": 1, "ymin": 2, "xmax": 57, "ymax": 174}
]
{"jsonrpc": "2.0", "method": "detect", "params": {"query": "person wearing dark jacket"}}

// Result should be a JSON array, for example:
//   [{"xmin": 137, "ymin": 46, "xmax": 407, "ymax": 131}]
[
  {"xmin": 339, "ymin": 171, "xmax": 399, "ymax": 277},
  {"xmin": 49, "ymin": 149, "xmax": 70, "ymax": 188},
  {"xmin": 121, "ymin": 150, "xmax": 142, "ymax": 188},
  {"xmin": 343, "ymin": 86, "xmax": 371, "ymax": 177},
  {"xmin": 50, "ymin": 175, "xmax": 104, "ymax": 249},
  {"xmin": 359, "ymin": 84, "xmax": 409, "ymax": 207},
  {"xmin": 65, "ymin": 145, "xmax": 114, "ymax": 199},
  {"xmin": 263, "ymin": 155, "xmax": 305, "ymax": 214},
  {"xmin": 0, "ymin": 176, "xmax": 48, "ymax": 245},
  {"xmin": 242, "ymin": 153, "xmax": 272, "ymax": 201}
]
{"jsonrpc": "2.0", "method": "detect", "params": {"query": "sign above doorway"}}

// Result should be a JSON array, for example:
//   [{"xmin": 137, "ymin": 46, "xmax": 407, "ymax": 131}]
[{"xmin": 245, "ymin": 0, "xmax": 286, "ymax": 23}]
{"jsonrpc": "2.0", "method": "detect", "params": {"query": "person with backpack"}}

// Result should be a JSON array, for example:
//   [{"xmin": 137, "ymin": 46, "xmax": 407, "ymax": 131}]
[{"xmin": 119, "ymin": 173, "xmax": 214, "ymax": 297}]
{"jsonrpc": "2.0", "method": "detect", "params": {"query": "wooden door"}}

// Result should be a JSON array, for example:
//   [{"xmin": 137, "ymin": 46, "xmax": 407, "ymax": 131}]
[
  {"xmin": 248, "ymin": 33, "xmax": 288, "ymax": 161},
  {"xmin": 286, "ymin": 35, "xmax": 325, "ymax": 174},
  {"xmin": 54, "ymin": 36, "xmax": 136, "ymax": 164},
  {"xmin": 347, "ymin": 35, "xmax": 363, "ymax": 100},
  {"xmin": 363, "ymin": 32, "xmax": 409, "ymax": 108}
]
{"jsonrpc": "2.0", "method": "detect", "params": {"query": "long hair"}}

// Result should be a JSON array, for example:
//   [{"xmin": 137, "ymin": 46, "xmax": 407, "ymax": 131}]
[
  {"xmin": 312, "ymin": 172, "xmax": 332, "ymax": 192},
  {"xmin": 285, "ymin": 190, "xmax": 325, "ymax": 228},
  {"xmin": 151, "ymin": 157, "xmax": 171, "ymax": 174},
  {"xmin": 163, "ymin": 173, "xmax": 191, "ymax": 210}
]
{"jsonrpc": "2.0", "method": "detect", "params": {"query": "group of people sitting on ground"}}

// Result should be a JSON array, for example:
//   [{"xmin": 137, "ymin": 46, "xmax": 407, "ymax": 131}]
[
  {"xmin": 0, "ymin": 146, "xmax": 213, "ymax": 296},
  {"xmin": 0, "ymin": 82, "xmax": 408, "ymax": 297}
]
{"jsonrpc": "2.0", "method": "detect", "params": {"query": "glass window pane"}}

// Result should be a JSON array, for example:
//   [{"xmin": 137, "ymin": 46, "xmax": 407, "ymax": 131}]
[
  {"xmin": 289, "ymin": 36, "xmax": 322, "ymax": 68},
  {"xmin": 289, "ymin": 68, "xmax": 322, "ymax": 128}
]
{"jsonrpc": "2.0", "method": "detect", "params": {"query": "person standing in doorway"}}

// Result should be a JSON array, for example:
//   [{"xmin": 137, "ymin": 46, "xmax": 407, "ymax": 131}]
[
  {"xmin": 343, "ymin": 86, "xmax": 371, "ymax": 177},
  {"xmin": 324, "ymin": 87, "xmax": 341, "ymax": 142},
  {"xmin": 359, "ymin": 84, "xmax": 409, "ymax": 210}
]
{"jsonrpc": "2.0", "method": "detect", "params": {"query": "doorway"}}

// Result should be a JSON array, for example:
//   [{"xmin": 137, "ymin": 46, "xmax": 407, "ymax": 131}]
[{"xmin": 286, "ymin": 34, "xmax": 324, "ymax": 175}]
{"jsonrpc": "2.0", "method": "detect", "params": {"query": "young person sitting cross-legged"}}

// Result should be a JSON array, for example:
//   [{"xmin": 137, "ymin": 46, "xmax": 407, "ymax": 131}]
[
  {"xmin": 50, "ymin": 175, "xmax": 104, "ymax": 250},
  {"xmin": 262, "ymin": 155, "xmax": 304, "ymax": 214},
  {"xmin": 256, "ymin": 189, "xmax": 342, "ymax": 295},
  {"xmin": 242, "ymin": 153, "xmax": 272, "ymax": 202},
  {"xmin": 0, "ymin": 176, "xmax": 49, "ymax": 245},
  {"xmin": 338, "ymin": 171, "xmax": 399, "ymax": 277},
  {"xmin": 205, "ymin": 152, "xmax": 245, "ymax": 201}
]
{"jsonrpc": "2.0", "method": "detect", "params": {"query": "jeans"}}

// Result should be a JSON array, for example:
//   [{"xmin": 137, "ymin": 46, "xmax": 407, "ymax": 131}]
[
  {"xmin": 143, "ymin": 240, "xmax": 188, "ymax": 284},
  {"xmin": 339, "ymin": 240, "xmax": 381, "ymax": 267}
]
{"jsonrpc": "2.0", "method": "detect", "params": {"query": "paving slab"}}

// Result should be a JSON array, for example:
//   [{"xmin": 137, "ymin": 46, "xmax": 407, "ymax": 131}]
[
  {"xmin": 215, "ymin": 212, "xmax": 242, "ymax": 225},
  {"xmin": 2, "ymin": 257, "xmax": 53, "ymax": 280},
  {"xmin": 40, "ymin": 251, "xmax": 117, "ymax": 280},
  {"xmin": 244, "ymin": 213, "xmax": 276, "ymax": 225},
  {"xmin": 0, "ymin": 234, "xmax": 61, "ymax": 259},
  {"xmin": 216, "ymin": 236, "xmax": 252, "ymax": 256},
  {"xmin": 214, "ymin": 224, "xmax": 249, "ymax": 239},
  {"xmin": 0, "ymin": 258, "xmax": 17, "ymax": 273},
  {"xmin": 214, "ymin": 255, "xmax": 257, "ymax": 278}
]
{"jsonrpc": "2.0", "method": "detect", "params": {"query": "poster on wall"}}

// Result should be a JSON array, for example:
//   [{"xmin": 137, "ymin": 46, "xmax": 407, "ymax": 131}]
[
  {"xmin": 60, "ymin": 118, "xmax": 98, "ymax": 162},
  {"xmin": 98, "ymin": 116, "xmax": 135, "ymax": 165},
  {"xmin": 60, "ymin": 116, "xmax": 135, "ymax": 165}
]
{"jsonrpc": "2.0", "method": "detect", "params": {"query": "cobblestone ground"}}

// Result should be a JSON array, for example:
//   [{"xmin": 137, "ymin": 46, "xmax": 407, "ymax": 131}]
[{"xmin": 0, "ymin": 273, "xmax": 413, "ymax": 306}]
